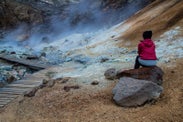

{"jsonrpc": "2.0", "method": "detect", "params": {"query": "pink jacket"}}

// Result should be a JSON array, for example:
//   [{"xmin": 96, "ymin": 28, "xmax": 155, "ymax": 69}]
[{"xmin": 138, "ymin": 39, "xmax": 157, "ymax": 60}]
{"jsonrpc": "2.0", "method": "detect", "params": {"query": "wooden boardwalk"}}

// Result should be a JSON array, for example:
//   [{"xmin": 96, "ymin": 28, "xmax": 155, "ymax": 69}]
[
  {"xmin": 0, "ymin": 77, "xmax": 43, "ymax": 108},
  {"xmin": 0, "ymin": 54, "xmax": 53, "ymax": 70},
  {"xmin": 0, "ymin": 54, "xmax": 56, "ymax": 107}
]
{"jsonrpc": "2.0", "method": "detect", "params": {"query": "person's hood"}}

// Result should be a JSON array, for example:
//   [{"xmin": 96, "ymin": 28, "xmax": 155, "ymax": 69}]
[{"xmin": 142, "ymin": 39, "xmax": 154, "ymax": 47}]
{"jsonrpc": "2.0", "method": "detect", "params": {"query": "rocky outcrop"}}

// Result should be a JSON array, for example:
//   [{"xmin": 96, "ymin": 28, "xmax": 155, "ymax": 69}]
[
  {"xmin": 0, "ymin": 0, "xmax": 155, "ymax": 30},
  {"xmin": 0, "ymin": 0, "xmax": 43, "ymax": 29},
  {"xmin": 105, "ymin": 66, "xmax": 164, "ymax": 107},
  {"xmin": 116, "ymin": 66, "xmax": 164, "ymax": 85},
  {"xmin": 112, "ymin": 77, "xmax": 163, "ymax": 107}
]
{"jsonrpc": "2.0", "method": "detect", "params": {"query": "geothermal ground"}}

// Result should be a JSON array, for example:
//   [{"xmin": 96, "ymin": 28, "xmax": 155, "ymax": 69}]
[{"xmin": 0, "ymin": 0, "xmax": 183, "ymax": 121}]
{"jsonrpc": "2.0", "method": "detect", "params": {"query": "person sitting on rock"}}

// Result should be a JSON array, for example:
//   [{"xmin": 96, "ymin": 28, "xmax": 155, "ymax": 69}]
[{"xmin": 134, "ymin": 30, "xmax": 157, "ymax": 69}]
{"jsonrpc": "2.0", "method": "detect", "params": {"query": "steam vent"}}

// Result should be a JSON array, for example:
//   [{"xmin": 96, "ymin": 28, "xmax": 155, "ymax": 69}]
[{"xmin": 0, "ymin": 0, "xmax": 183, "ymax": 121}]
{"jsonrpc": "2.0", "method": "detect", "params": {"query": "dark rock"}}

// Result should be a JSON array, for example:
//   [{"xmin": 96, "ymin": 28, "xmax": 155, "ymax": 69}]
[
  {"xmin": 63, "ymin": 85, "xmax": 80, "ymax": 92},
  {"xmin": 104, "ymin": 68, "xmax": 117, "ymax": 80},
  {"xmin": 56, "ymin": 77, "xmax": 70, "ymax": 84},
  {"xmin": 73, "ymin": 55, "xmax": 91, "ymax": 64},
  {"xmin": 6, "ymin": 75, "xmax": 16, "ymax": 83},
  {"xmin": 112, "ymin": 77, "xmax": 163, "ymax": 107},
  {"xmin": 100, "ymin": 57, "xmax": 109, "ymax": 63},
  {"xmin": 116, "ymin": 66, "xmax": 164, "ymax": 85},
  {"xmin": 40, "ymin": 52, "xmax": 46, "ymax": 57},
  {"xmin": 10, "ymin": 51, "xmax": 16, "ymax": 54},
  {"xmin": 26, "ymin": 55, "xmax": 39, "ymax": 60},
  {"xmin": 42, "ymin": 79, "xmax": 55, "ymax": 87},
  {"xmin": 24, "ymin": 87, "xmax": 39, "ymax": 97},
  {"xmin": 0, "ymin": 81, "xmax": 4, "ymax": 88},
  {"xmin": 91, "ymin": 80, "xmax": 99, "ymax": 85},
  {"xmin": 47, "ymin": 80, "xmax": 56, "ymax": 87},
  {"xmin": 42, "ymin": 79, "xmax": 49, "ymax": 84}
]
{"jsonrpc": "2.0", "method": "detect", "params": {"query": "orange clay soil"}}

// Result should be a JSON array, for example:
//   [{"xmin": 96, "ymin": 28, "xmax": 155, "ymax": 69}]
[{"xmin": 115, "ymin": 0, "xmax": 183, "ymax": 48}]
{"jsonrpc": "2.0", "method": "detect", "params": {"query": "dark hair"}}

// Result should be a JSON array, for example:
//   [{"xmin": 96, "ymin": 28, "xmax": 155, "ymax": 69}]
[{"xmin": 143, "ymin": 30, "xmax": 152, "ymax": 39}]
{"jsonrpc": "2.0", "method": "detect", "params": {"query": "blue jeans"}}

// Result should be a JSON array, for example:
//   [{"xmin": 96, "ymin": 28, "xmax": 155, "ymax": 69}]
[{"xmin": 134, "ymin": 56, "xmax": 157, "ymax": 69}]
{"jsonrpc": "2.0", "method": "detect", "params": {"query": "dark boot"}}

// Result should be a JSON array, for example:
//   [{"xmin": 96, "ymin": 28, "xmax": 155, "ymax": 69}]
[{"xmin": 134, "ymin": 56, "xmax": 141, "ymax": 69}]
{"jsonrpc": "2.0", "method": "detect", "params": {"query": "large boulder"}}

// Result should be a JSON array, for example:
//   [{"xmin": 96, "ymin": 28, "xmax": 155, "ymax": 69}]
[
  {"xmin": 112, "ymin": 77, "xmax": 163, "ymax": 107},
  {"xmin": 116, "ymin": 66, "xmax": 164, "ymax": 85}
]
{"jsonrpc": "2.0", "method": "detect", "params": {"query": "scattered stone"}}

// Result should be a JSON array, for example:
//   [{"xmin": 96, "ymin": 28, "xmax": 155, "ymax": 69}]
[
  {"xmin": 116, "ymin": 66, "xmax": 164, "ymax": 85},
  {"xmin": 40, "ymin": 52, "xmax": 46, "ymax": 57},
  {"xmin": 112, "ymin": 77, "xmax": 163, "ymax": 107},
  {"xmin": 24, "ymin": 87, "xmax": 39, "ymax": 97},
  {"xmin": 42, "ymin": 79, "xmax": 49, "ymax": 84},
  {"xmin": 100, "ymin": 57, "xmax": 109, "ymax": 63},
  {"xmin": 59, "ymin": 77, "xmax": 70, "ymax": 84},
  {"xmin": 0, "ymin": 81, "xmax": 4, "ymax": 88},
  {"xmin": 10, "ymin": 51, "xmax": 16, "ymax": 54},
  {"xmin": 6, "ymin": 75, "xmax": 16, "ymax": 83},
  {"xmin": 47, "ymin": 80, "xmax": 56, "ymax": 87},
  {"xmin": 63, "ymin": 85, "xmax": 80, "ymax": 92},
  {"xmin": 26, "ymin": 55, "xmax": 39, "ymax": 60},
  {"xmin": 171, "ymin": 70, "xmax": 175, "ymax": 73},
  {"xmin": 104, "ymin": 68, "xmax": 117, "ymax": 80},
  {"xmin": 73, "ymin": 55, "xmax": 91, "ymax": 64},
  {"xmin": 91, "ymin": 80, "xmax": 99, "ymax": 85},
  {"xmin": 42, "ymin": 79, "xmax": 56, "ymax": 87},
  {"xmin": 65, "ymin": 57, "xmax": 72, "ymax": 62},
  {"xmin": 42, "ymin": 36, "xmax": 50, "ymax": 43}
]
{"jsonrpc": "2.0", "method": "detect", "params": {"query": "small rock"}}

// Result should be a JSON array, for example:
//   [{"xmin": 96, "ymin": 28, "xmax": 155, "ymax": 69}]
[
  {"xmin": 91, "ymin": 80, "xmax": 99, "ymax": 85},
  {"xmin": 0, "ymin": 81, "xmax": 4, "ymax": 88},
  {"xmin": 47, "ymin": 80, "xmax": 56, "ymax": 87},
  {"xmin": 73, "ymin": 55, "xmax": 91, "ymax": 64},
  {"xmin": 63, "ymin": 85, "xmax": 80, "ymax": 92},
  {"xmin": 104, "ymin": 68, "xmax": 116, "ymax": 80},
  {"xmin": 40, "ymin": 52, "xmax": 46, "ymax": 57},
  {"xmin": 171, "ymin": 70, "xmax": 175, "ymax": 73},
  {"xmin": 6, "ymin": 75, "xmax": 16, "ymax": 83},
  {"xmin": 24, "ymin": 87, "xmax": 39, "ymax": 97},
  {"xmin": 10, "ymin": 51, "xmax": 16, "ymax": 54},
  {"xmin": 100, "ymin": 57, "xmax": 109, "ymax": 63},
  {"xmin": 26, "ymin": 55, "xmax": 39, "ymax": 60},
  {"xmin": 42, "ymin": 79, "xmax": 49, "ymax": 84}
]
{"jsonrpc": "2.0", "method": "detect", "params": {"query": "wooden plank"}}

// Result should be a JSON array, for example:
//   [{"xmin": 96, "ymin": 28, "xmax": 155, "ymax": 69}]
[
  {"xmin": 6, "ymin": 84, "xmax": 37, "ymax": 88},
  {"xmin": 0, "ymin": 91, "xmax": 26, "ymax": 95},
  {"xmin": 0, "ymin": 104, "xmax": 5, "ymax": 107},
  {"xmin": 0, "ymin": 54, "xmax": 53, "ymax": 70},
  {"xmin": 0, "ymin": 99, "xmax": 11, "ymax": 104},
  {"xmin": 0, "ymin": 97, "xmax": 15, "ymax": 100},
  {"xmin": 0, "ymin": 94, "xmax": 18, "ymax": 98},
  {"xmin": 13, "ymin": 80, "xmax": 42, "ymax": 83},
  {"xmin": 0, "ymin": 99, "xmax": 11, "ymax": 103},
  {"xmin": 0, "ymin": 88, "xmax": 30, "ymax": 92},
  {"xmin": 12, "ymin": 81, "xmax": 42, "ymax": 86}
]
